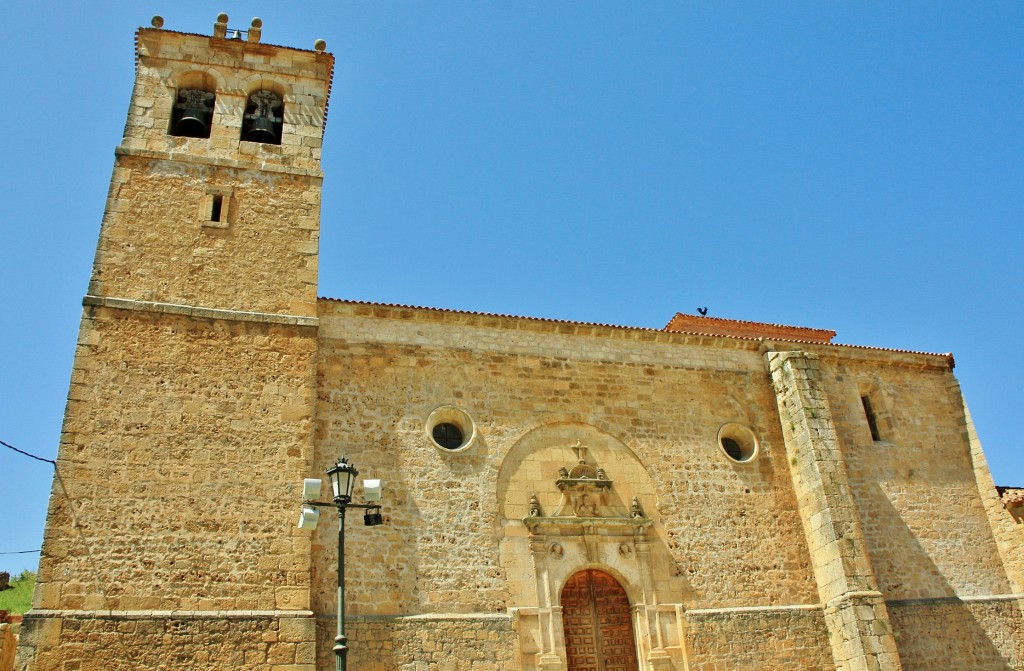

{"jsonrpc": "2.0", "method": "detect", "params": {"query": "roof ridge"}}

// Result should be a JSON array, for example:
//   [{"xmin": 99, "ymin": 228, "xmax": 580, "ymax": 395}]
[{"xmin": 664, "ymin": 311, "xmax": 835, "ymax": 335}]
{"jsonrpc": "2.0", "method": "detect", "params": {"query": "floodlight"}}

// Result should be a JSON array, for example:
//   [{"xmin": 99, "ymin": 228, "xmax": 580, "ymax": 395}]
[
  {"xmin": 363, "ymin": 479, "xmax": 382, "ymax": 502},
  {"xmin": 298, "ymin": 506, "xmax": 320, "ymax": 530},
  {"xmin": 302, "ymin": 478, "xmax": 322, "ymax": 501}
]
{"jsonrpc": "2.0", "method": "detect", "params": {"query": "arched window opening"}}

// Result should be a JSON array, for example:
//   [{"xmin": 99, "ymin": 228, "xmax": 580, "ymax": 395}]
[
  {"xmin": 561, "ymin": 570, "xmax": 639, "ymax": 671},
  {"xmin": 242, "ymin": 90, "xmax": 283, "ymax": 144},
  {"xmin": 170, "ymin": 89, "xmax": 215, "ymax": 138}
]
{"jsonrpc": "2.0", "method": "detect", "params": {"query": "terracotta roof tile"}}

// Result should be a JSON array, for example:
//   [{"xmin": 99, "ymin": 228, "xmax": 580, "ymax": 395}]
[{"xmin": 664, "ymin": 313, "xmax": 836, "ymax": 343}]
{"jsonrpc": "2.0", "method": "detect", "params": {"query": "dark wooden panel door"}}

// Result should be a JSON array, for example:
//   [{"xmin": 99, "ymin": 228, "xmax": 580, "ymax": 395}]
[{"xmin": 561, "ymin": 570, "xmax": 639, "ymax": 671}]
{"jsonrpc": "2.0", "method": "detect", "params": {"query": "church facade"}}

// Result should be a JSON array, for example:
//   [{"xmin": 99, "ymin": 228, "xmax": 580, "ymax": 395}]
[{"xmin": 15, "ymin": 17, "xmax": 1024, "ymax": 671}]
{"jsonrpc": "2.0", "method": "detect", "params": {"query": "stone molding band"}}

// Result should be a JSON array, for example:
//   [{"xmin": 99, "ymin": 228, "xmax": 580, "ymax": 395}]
[
  {"xmin": 886, "ymin": 593, "xmax": 1024, "ymax": 607},
  {"xmin": 115, "ymin": 146, "xmax": 324, "ymax": 179},
  {"xmin": 824, "ymin": 589, "xmax": 885, "ymax": 611},
  {"xmin": 26, "ymin": 609, "xmax": 314, "ymax": 620},
  {"xmin": 31, "ymin": 596, "xmax": 1020, "ymax": 623},
  {"xmin": 685, "ymin": 603, "xmax": 822, "ymax": 616},
  {"xmin": 83, "ymin": 294, "xmax": 318, "ymax": 328},
  {"xmin": 322, "ymin": 613, "xmax": 513, "ymax": 622}
]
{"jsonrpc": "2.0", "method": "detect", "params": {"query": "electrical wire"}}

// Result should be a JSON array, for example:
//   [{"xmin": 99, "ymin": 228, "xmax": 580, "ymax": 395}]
[
  {"xmin": 0, "ymin": 439, "xmax": 51, "ymax": 561},
  {"xmin": 0, "ymin": 439, "xmax": 55, "ymax": 465}
]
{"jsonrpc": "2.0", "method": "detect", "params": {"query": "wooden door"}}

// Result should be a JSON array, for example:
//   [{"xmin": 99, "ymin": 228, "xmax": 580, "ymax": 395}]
[{"xmin": 561, "ymin": 569, "xmax": 639, "ymax": 671}]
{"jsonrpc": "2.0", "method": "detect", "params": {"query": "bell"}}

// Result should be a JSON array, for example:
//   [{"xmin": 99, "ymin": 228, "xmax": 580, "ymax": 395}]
[
  {"xmin": 244, "ymin": 115, "xmax": 278, "ymax": 144},
  {"xmin": 174, "ymin": 108, "xmax": 210, "ymax": 138}
]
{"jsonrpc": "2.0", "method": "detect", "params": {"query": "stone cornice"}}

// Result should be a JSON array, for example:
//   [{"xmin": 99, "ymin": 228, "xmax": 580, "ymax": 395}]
[
  {"xmin": 83, "ymin": 295, "xmax": 318, "ymax": 328},
  {"xmin": 114, "ymin": 146, "xmax": 323, "ymax": 179}
]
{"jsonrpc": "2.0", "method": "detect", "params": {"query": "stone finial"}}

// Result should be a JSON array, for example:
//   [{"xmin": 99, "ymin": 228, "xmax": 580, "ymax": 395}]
[
  {"xmin": 248, "ymin": 17, "xmax": 262, "ymax": 43},
  {"xmin": 571, "ymin": 439, "xmax": 587, "ymax": 464},
  {"xmin": 314, "ymin": 39, "xmax": 327, "ymax": 53},
  {"xmin": 529, "ymin": 494, "xmax": 542, "ymax": 517},
  {"xmin": 151, "ymin": 16, "xmax": 164, "ymax": 29},
  {"xmin": 213, "ymin": 13, "xmax": 228, "ymax": 39},
  {"xmin": 631, "ymin": 497, "xmax": 644, "ymax": 518}
]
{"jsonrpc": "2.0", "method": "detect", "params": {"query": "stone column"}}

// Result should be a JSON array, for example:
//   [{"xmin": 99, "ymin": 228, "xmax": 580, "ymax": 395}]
[
  {"xmin": 767, "ymin": 350, "xmax": 902, "ymax": 671},
  {"xmin": 529, "ymin": 540, "xmax": 566, "ymax": 671},
  {"xmin": 633, "ymin": 538, "xmax": 673, "ymax": 671}
]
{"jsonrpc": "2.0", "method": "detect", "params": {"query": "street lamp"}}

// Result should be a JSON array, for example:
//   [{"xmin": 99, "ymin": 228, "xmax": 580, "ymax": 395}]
[{"xmin": 299, "ymin": 457, "xmax": 384, "ymax": 671}]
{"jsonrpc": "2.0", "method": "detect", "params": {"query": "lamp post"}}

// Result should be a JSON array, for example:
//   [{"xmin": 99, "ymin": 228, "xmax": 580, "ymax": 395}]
[{"xmin": 299, "ymin": 457, "xmax": 383, "ymax": 671}]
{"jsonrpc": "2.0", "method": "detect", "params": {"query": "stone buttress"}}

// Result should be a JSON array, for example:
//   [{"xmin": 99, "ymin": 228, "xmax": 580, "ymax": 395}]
[{"xmin": 767, "ymin": 350, "xmax": 902, "ymax": 671}]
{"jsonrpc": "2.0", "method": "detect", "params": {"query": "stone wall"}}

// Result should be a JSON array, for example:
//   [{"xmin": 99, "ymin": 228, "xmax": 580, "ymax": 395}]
[
  {"xmin": 823, "ymin": 356, "xmax": 1013, "ymax": 601},
  {"xmin": 33, "ymin": 306, "xmax": 316, "ymax": 613},
  {"xmin": 90, "ymin": 155, "xmax": 322, "ymax": 317},
  {"xmin": 683, "ymin": 606, "xmax": 833, "ymax": 670},
  {"xmin": 311, "ymin": 301, "xmax": 1021, "ymax": 669},
  {"xmin": 315, "ymin": 614, "xmax": 519, "ymax": 671},
  {"xmin": 888, "ymin": 597, "xmax": 1024, "ymax": 670},
  {"xmin": 314, "ymin": 302, "xmax": 820, "ymax": 621},
  {"xmin": 15, "ymin": 612, "xmax": 314, "ymax": 671}
]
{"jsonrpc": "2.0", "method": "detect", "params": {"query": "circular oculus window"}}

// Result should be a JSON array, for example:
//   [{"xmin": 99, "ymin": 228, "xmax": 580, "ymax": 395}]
[
  {"xmin": 425, "ymin": 405, "xmax": 478, "ymax": 452},
  {"xmin": 717, "ymin": 422, "xmax": 759, "ymax": 463}
]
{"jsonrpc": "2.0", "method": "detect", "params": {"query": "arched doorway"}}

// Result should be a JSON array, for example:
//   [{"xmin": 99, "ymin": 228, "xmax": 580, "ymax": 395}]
[{"xmin": 560, "ymin": 569, "xmax": 639, "ymax": 671}]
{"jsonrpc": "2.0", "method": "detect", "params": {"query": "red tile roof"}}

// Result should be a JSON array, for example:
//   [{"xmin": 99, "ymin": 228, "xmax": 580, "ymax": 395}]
[{"xmin": 664, "ymin": 313, "xmax": 836, "ymax": 343}]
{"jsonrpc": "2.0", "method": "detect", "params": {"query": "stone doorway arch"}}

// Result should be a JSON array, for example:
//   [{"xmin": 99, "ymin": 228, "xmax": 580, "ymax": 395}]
[
  {"xmin": 561, "ymin": 569, "xmax": 639, "ymax": 671},
  {"xmin": 496, "ymin": 425, "xmax": 688, "ymax": 671}
]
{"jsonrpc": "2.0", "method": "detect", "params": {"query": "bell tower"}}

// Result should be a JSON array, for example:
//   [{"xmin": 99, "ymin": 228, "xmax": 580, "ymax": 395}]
[
  {"xmin": 18, "ymin": 15, "xmax": 332, "ymax": 671},
  {"xmin": 89, "ymin": 13, "xmax": 330, "ymax": 317}
]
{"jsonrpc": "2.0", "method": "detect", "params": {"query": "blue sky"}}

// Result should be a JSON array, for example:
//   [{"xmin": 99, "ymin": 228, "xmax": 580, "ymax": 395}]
[{"xmin": 1, "ymin": 2, "xmax": 1021, "ymax": 575}]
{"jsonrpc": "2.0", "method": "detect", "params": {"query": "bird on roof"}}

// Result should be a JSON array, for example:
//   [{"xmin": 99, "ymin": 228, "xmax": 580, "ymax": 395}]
[{"xmin": 697, "ymin": 307, "xmax": 708, "ymax": 316}]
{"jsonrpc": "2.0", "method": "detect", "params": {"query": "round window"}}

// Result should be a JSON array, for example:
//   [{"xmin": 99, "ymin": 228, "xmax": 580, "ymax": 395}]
[
  {"xmin": 425, "ymin": 405, "xmax": 478, "ymax": 452},
  {"xmin": 432, "ymin": 423, "xmax": 464, "ymax": 450},
  {"xmin": 717, "ymin": 423, "xmax": 759, "ymax": 463}
]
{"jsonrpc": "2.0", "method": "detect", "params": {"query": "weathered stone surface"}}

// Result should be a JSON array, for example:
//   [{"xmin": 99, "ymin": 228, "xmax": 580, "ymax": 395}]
[{"xmin": 16, "ymin": 613, "xmax": 314, "ymax": 671}]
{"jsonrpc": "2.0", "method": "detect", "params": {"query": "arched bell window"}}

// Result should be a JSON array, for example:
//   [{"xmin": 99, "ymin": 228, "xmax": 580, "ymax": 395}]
[
  {"xmin": 242, "ymin": 90, "xmax": 283, "ymax": 145},
  {"xmin": 170, "ymin": 89, "xmax": 215, "ymax": 138}
]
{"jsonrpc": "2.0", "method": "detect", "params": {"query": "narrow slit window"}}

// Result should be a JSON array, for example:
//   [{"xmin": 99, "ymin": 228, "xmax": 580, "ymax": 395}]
[
  {"xmin": 861, "ymin": 395, "xmax": 881, "ymax": 442},
  {"xmin": 200, "ymin": 190, "xmax": 231, "ymax": 228}
]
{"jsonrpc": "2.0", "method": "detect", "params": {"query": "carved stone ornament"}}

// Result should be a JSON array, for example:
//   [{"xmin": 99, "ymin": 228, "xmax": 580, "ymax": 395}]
[
  {"xmin": 246, "ymin": 90, "xmax": 283, "ymax": 122},
  {"xmin": 176, "ymin": 89, "xmax": 215, "ymax": 113},
  {"xmin": 631, "ymin": 497, "xmax": 644, "ymax": 519},
  {"xmin": 522, "ymin": 440, "xmax": 651, "ymax": 540},
  {"xmin": 552, "ymin": 441, "xmax": 614, "ymax": 518},
  {"xmin": 529, "ymin": 493, "xmax": 542, "ymax": 517}
]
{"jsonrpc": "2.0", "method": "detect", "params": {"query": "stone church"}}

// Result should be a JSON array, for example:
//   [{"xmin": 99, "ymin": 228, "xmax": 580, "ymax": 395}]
[{"xmin": 15, "ymin": 15, "xmax": 1024, "ymax": 671}]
